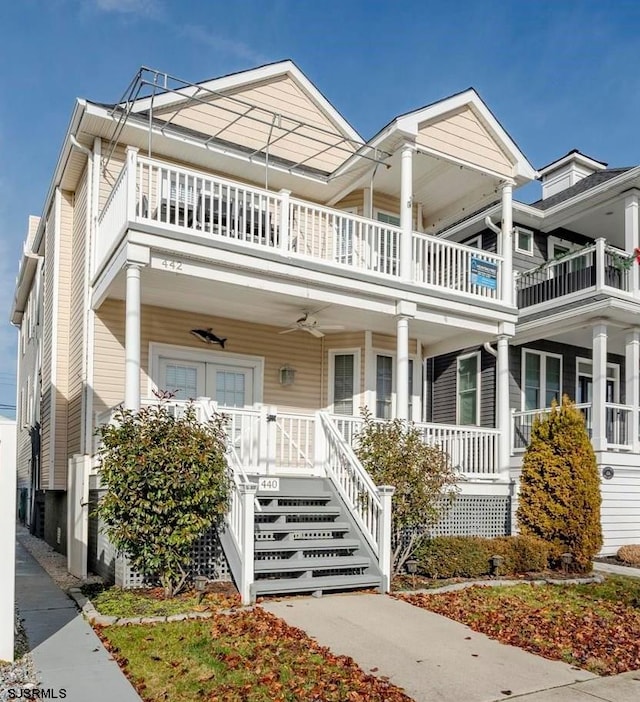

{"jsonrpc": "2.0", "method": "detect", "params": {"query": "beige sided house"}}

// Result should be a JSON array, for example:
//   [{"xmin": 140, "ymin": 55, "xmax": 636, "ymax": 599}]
[{"xmin": 11, "ymin": 61, "xmax": 535, "ymax": 601}]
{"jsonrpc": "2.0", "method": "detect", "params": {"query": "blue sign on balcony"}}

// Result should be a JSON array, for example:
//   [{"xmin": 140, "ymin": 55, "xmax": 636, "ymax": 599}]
[{"xmin": 470, "ymin": 257, "xmax": 498, "ymax": 290}]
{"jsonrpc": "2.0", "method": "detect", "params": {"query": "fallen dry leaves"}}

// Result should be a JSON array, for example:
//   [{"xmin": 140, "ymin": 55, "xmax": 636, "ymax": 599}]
[
  {"xmin": 100, "ymin": 607, "xmax": 413, "ymax": 701},
  {"xmin": 398, "ymin": 582, "xmax": 640, "ymax": 675}
]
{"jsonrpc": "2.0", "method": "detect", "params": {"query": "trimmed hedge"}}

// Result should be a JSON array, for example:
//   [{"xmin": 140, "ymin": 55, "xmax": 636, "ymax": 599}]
[
  {"xmin": 415, "ymin": 535, "xmax": 550, "ymax": 579},
  {"xmin": 617, "ymin": 545, "xmax": 640, "ymax": 566}
]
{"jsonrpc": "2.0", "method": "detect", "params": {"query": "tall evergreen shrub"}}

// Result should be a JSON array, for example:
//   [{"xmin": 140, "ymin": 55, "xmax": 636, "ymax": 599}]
[{"xmin": 516, "ymin": 396, "xmax": 602, "ymax": 572}]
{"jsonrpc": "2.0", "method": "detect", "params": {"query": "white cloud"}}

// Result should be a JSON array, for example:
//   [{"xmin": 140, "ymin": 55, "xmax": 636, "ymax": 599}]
[
  {"xmin": 92, "ymin": 0, "xmax": 161, "ymax": 17},
  {"xmin": 180, "ymin": 24, "xmax": 267, "ymax": 65}
]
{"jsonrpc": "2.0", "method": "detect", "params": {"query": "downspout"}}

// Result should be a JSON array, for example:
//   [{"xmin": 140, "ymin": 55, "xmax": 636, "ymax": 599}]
[
  {"xmin": 69, "ymin": 136, "xmax": 94, "ymax": 456},
  {"xmin": 484, "ymin": 216, "xmax": 502, "ymax": 253},
  {"xmin": 483, "ymin": 342, "xmax": 497, "ymax": 358}
]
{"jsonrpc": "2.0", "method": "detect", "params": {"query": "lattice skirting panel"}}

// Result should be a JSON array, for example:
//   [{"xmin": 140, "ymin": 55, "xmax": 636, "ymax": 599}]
[{"xmin": 88, "ymin": 490, "xmax": 231, "ymax": 588}]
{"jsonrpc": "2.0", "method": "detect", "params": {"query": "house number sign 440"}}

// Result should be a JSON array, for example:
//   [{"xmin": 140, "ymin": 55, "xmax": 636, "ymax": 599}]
[{"xmin": 258, "ymin": 477, "xmax": 280, "ymax": 491}]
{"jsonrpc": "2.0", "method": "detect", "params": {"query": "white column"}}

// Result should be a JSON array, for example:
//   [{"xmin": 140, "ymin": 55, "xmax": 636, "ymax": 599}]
[
  {"xmin": 396, "ymin": 315, "xmax": 410, "ymax": 420},
  {"xmin": 500, "ymin": 182, "xmax": 514, "ymax": 306},
  {"xmin": 592, "ymin": 322, "xmax": 608, "ymax": 452},
  {"xmin": 125, "ymin": 146, "xmax": 139, "ymax": 222},
  {"xmin": 278, "ymin": 189, "xmax": 291, "ymax": 253},
  {"xmin": 625, "ymin": 329, "xmax": 640, "ymax": 453},
  {"xmin": 0, "ymin": 434, "xmax": 16, "ymax": 661},
  {"xmin": 377, "ymin": 485, "xmax": 395, "ymax": 593},
  {"xmin": 624, "ymin": 192, "xmax": 640, "ymax": 296},
  {"xmin": 124, "ymin": 263, "xmax": 142, "ymax": 411},
  {"xmin": 399, "ymin": 144, "xmax": 413, "ymax": 281},
  {"xmin": 496, "ymin": 335, "xmax": 511, "ymax": 473}
]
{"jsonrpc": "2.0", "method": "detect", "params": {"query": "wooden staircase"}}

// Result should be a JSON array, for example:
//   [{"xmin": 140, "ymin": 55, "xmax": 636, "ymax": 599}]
[{"xmin": 251, "ymin": 476, "xmax": 382, "ymax": 597}]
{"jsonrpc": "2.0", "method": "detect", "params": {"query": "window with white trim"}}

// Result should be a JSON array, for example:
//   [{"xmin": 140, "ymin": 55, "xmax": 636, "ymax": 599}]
[
  {"xmin": 465, "ymin": 234, "xmax": 482, "ymax": 249},
  {"xmin": 457, "ymin": 352, "xmax": 480, "ymax": 425},
  {"xmin": 515, "ymin": 227, "xmax": 534, "ymax": 256},
  {"xmin": 522, "ymin": 349, "xmax": 562, "ymax": 410},
  {"xmin": 331, "ymin": 352, "xmax": 356, "ymax": 415}
]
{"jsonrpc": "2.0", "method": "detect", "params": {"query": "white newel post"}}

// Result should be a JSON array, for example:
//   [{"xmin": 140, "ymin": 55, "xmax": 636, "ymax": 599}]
[
  {"xmin": 377, "ymin": 485, "xmax": 395, "ymax": 593},
  {"xmin": 496, "ymin": 335, "xmax": 511, "ymax": 474},
  {"xmin": 314, "ymin": 411, "xmax": 328, "ymax": 475},
  {"xmin": 279, "ymin": 189, "xmax": 291, "ymax": 253},
  {"xmin": 625, "ymin": 329, "xmax": 640, "ymax": 453},
  {"xmin": 239, "ymin": 482, "xmax": 257, "ymax": 605},
  {"xmin": 500, "ymin": 182, "xmax": 514, "ymax": 306},
  {"xmin": 125, "ymin": 146, "xmax": 138, "ymax": 222},
  {"xmin": 399, "ymin": 143, "xmax": 414, "ymax": 281},
  {"xmin": 124, "ymin": 263, "xmax": 142, "ymax": 411},
  {"xmin": 624, "ymin": 192, "xmax": 640, "ymax": 297},
  {"xmin": 396, "ymin": 315, "xmax": 410, "ymax": 421},
  {"xmin": 592, "ymin": 322, "xmax": 608, "ymax": 452}
]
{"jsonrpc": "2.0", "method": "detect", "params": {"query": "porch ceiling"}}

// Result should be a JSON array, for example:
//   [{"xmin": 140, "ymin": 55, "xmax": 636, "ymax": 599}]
[{"xmin": 104, "ymin": 266, "xmax": 495, "ymax": 351}]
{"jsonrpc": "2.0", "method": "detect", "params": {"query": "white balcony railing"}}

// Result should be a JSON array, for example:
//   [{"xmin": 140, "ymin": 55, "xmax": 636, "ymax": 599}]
[
  {"xmin": 96, "ymin": 153, "xmax": 504, "ymax": 302},
  {"xmin": 512, "ymin": 402, "xmax": 634, "ymax": 452}
]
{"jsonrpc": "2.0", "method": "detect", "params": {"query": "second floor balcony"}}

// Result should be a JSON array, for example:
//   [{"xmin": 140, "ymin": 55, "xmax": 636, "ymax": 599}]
[
  {"xmin": 516, "ymin": 239, "xmax": 639, "ymax": 313},
  {"xmin": 96, "ymin": 151, "xmax": 507, "ymax": 307}
]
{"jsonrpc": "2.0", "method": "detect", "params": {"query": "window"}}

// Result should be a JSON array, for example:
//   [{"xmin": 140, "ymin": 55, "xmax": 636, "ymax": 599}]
[
  {"xmin": 376, "ymin": 354, "xmax": 393, "ymax": 419},
  {"xmin": 465, "ymin": 234, "xmax": 482, "ymax": 249},
  {"xmin": 332, "ymin": 353, "xmax": 355, "ymax": 415},
  {"xmin": 457, "ymin": 353, "xmax": 480, "ymax": 425},
  {"xmin": 375, "ymin": 210, "xmax": 401, "ymax": 227},
  {"xmin": 515, "ymin": 227, "xmax": 534, "ymax": 256},
  {"xmin": 576, "ymin": 359, "xmax": 620, "ymax": 404},
  {"xmin": 522, "ymin": 350, "xmax": 562, "ymax": 410}
]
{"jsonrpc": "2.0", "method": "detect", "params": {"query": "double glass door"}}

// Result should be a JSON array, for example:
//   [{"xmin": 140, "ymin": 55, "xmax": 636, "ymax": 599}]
[{"xmin": 159, "ymin": 358, "xmax": 253, "ymax": 407}]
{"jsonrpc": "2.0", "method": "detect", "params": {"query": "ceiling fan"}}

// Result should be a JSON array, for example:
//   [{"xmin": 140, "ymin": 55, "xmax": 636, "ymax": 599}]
[{"xmin": 278, "ymin": 312, "xmax": 345, "ymax": 338}]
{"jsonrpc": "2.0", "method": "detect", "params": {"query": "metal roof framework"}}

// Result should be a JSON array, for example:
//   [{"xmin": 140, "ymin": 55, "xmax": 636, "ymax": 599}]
[{"xmin": 102, "ymin": 67, "xmax": 391, "ymax": 181}]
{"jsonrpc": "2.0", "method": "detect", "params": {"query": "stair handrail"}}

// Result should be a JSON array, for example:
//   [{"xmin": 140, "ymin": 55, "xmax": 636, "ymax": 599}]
[{"xmin": 319, "ymin": 412, "xmax": 382, "ymax": 555}]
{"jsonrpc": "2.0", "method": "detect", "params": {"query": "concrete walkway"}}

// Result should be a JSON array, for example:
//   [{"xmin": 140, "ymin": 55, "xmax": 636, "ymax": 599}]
[
  {"xmin": 264, "ymin": 593, "xmax": 640, "ymax": 702},
  {"xmin": 14, "ymin": 541, "xmax": 140, "ymax": 702},
  {"xmin": 594, "ymin": 561, "xmax": 640, "ymax": 578}
]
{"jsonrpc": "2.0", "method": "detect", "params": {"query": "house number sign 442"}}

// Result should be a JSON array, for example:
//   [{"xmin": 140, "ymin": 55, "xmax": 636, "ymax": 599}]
[{"xmin": 161, "ymin": 259, "xmax": 183, "ymax": 271}]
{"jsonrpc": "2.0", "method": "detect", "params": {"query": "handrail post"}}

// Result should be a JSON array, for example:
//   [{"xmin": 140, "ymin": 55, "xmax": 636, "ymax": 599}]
[
  {"xmin": 279, "ymin": 189, "xmax": 291, "ymax": 253},
  {"xmin": 595, "ymin": 238, "xmax": 606, "ymax": 291},
  {"xmin": 314, "ymin": 411, "xmax": 327, "ymax": 475},
  {"xmin": 125, "ymin": 146, "xmax": 138, "ymax": 222},
  {"xmin": 238, "ymin": 482, "xmax": 257, "ymax": 605},
  {"xmin": 377, "ymin": 485, "xmax": 395, "ymax": 593}
]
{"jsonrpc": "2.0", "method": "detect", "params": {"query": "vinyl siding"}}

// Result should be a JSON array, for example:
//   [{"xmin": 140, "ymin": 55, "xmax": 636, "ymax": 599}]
[
  {"xmin": 600, "ymin": 468, "xmax": 640, "ymax": 553},
  {"xmin": 99, "ymin": 144, "xmax": 126, "ymax": 212},
  {"xmin": 52, "ymin": 191, "xmax": 74, "ymax": 489},
  {"xmin": 430, "ymin": 346, "xmax": 495, "ymax": 427},
  {"xmin": 416, "ymin": 106, "xmax": 513, "ymax": 178},
  {"xmin": 40, "ymin": 209, "xmax": 55, "ymax": 487},
  {"xmin": 159, "ymin": 75, "xmax": 357, "ymax": 174},
  {"xmin": 67, "ymin": 171, "xmax": 88, "ymax": 457}
]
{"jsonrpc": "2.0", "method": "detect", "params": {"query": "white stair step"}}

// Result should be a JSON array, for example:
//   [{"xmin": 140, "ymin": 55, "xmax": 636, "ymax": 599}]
[
  {"xmin": 257, "ymin": 505, "xmax": 340, "ymax": 515},
  {"xmin": 254, "ymin": 521, "xmax": 349, "ymax": 534},
  {"xmin": 253, "ymin": 573, "xmax": 381, "ymax": 595},
  {"xmin": 254, "ymin": 556, "xmax": 370, "ymax": 573},
  {"xmin": 254, "ymin": 538, "xmax": 360, "ymax": 552}
]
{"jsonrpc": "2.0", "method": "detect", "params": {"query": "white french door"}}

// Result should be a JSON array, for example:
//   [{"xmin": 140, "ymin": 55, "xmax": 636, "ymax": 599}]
[{"xmin": 157, "ymin": 357, "xmax": 254, "ymax": 408}]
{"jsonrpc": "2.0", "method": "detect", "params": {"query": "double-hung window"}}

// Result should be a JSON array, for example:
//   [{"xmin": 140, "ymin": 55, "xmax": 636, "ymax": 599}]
[
  {"xmin": 332, "ymin": 353, "xmax": 356, "ymax": 415},
  {"xmin": 374, "ymin": 354, "xmax": 415, "ymax": 419},
  {"xmin": 457, "ymin": 352, "xmax": 480, "ymax": 425},
  {"xmin": 522, "ymin": 350, "xmax": 562, "ymax": 410}
]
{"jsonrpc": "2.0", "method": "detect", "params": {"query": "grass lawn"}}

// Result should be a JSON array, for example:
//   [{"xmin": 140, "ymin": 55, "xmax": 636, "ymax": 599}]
[
  {"xmin": 82, "ymin": 583, "xmax": 240, "ymax": 618},
  {"xmin": 99, "ymin": 608, "xmax": 412, "ymax": 702},
  {"xmin": 397, "ymin": 575, "xmax": 640, "ymax": 675}
]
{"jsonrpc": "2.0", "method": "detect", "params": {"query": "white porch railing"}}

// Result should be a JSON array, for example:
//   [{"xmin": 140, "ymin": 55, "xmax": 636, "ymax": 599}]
[
  {"xmin": 512, "ymin": 402, "xmax": 633, "ymax": 452},
  {"xmin": 96, "ymin": 153, "xmax": 505, "ymax": 302},
  {"xmin": 331, "ymin": 415, "xmax": 500, "ymax": 476}
]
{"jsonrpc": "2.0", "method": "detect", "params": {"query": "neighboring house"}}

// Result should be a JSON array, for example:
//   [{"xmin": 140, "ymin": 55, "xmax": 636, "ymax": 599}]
[
  {"xmin": 435, "ymin": 149, "xmax": 640, "ymax": 555},
  {"xmin": 10, "ymin": 60, "xmax": 536, "ymax": 601}
]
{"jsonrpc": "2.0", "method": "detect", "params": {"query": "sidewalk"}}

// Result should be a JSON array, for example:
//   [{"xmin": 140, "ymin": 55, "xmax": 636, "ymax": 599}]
[
  {"xmin": 264, "ymin": 593, "xmax": 640, "ymax": 702},
  {"xmin": 14, "ymin": 540, "xmax": 140, "ymax": 702}
]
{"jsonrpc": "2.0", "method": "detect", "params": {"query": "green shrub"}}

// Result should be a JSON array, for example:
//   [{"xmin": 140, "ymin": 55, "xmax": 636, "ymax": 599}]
[
  {"xmin": 355, "ymin": 408, "xmax": 459, "ymax": 575},
  {"xmin": 95, "ymin": 401, "xmax": 230, "ymax": 598},
  {"xmin": 415, "ymin": 534, "xmax": 550, "ymax": 579},
  {"xmin": 516, "ymin": 396, "xmax": 602, "ymax": 572}
]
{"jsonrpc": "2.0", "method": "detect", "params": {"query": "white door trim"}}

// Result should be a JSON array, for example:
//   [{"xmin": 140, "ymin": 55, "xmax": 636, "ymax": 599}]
[{"xmin": 148, "ymin": 342, "xmax": 264, "ymax": 406}]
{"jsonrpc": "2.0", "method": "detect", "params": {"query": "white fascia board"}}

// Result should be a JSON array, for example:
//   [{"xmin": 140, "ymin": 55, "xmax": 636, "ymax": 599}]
[
  {"xmin": 32, "ymin": 100, "xmax": 86, "ymax": 253},
  {"xmin": 394, "ymin": 89, "xmax": 537, "ymax": 182},
  {"xmin": 130, "ymin": 60, "xmax": 363, "ymax": 144},
  {"xmin": 10, "ymin": 251, "xmax": 41, "ymax": 325},
  {"xmin": 539, "ymin": 151, "xmax": 607, "ymax": 177}
]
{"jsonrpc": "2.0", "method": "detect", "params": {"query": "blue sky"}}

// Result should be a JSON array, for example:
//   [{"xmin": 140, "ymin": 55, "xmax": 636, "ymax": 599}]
[{"xmin": 1, "ymin": 0, "xmax": 640, "ymax": 415}]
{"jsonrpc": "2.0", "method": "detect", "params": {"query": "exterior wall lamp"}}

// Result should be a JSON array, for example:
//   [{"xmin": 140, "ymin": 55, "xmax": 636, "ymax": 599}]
[{"xmin": 279, "ymin": 366, "xmax": 296, "ymax": 386}]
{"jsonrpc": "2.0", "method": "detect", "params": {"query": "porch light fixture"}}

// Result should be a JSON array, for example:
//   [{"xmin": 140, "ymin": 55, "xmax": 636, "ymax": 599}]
[
  {"xmin": 279, "ymin": 365, "xmax": 296, "ymax": 386},
  {"xmin": 194, "ymin": 574, "xmax": 208, "ymax": 603},
  {"xmin": 489, "ymin": 554, "xmax": 504, "ymax": 576}
]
